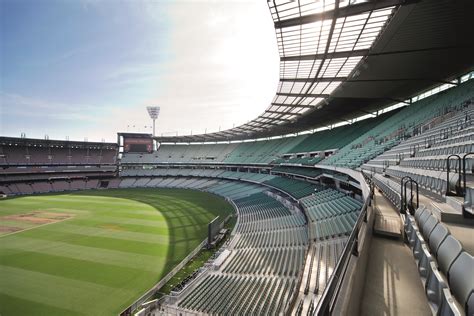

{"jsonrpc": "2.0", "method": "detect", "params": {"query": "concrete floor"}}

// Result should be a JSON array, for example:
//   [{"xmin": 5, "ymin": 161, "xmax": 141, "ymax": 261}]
[
  {"xmin": 360, "ymin": 191, "xmax": 431, "ymax": 316},
  {"xmin": 443, "ymin": 223, "xmax": 474, "ymax": 255},
  {"xmin": 359, "ymin": 236, "xmax": 432, "ymax": 316}
]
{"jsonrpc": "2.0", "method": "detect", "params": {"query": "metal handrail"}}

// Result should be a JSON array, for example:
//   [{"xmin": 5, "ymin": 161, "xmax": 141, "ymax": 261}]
[
  {"xmin": 403, "ymin": 178, "xmax": 419, "ymax": 215},
  {"xmin": 462, "ymin": 152, "xmax": 473, "ymax": 196},
  {"xmin": 313, "ymin": 189, "xmax": 371, "ymax": 315},
  {"xmin": 446, "ymin": 154, "xmax": 462, "ymax": 196},
  {"xmin": 400, "ymin": 176, "xmax": 412, "ymax": 213}
]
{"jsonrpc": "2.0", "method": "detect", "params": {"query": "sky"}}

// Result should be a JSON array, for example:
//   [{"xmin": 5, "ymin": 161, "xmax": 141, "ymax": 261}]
[{"xmin": 0, "ymin": 0, "xmax": 279, "ymax": 142}]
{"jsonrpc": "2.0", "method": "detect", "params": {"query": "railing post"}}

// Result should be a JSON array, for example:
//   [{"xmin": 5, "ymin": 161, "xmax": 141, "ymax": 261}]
[
  {"xmin": 400, "ymin": 176, "xmax": 412, "ymax": 213},
  {"xmin": 403, "ymin": 179, "xmax": 419, "ymax": 215},
  {"xmin": 446, "ymin": 154, "xmax": 461, "ymax": 196},
  {"xmin": 462, "ymin": 152, "xmax": 473, "ymax": 196}
]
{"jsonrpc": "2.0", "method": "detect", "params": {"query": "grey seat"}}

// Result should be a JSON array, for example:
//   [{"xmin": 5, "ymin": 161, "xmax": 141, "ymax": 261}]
[
  {"xmin": 413, "ymin": 230, "xmax": 426, "ymax": 262},
  {"xmin": 448, "ymin": 252, "xmax": 474, "ymax": 315},
  {"xmin": 418, "ymin": 244, "xmax": 434, "ymax": 280},
  {"xmin": 408, "ymin": 208, "xmax": 430, "ymax": 248},
  {"xmin": 417, "ymin": 209, "xmax": 431, "ymax": 228},
  {"xmin": 422, "ymin": 215, "xmax": 439, "ymax": 240},
  {"xmin": 464, "ymin": 187, "xmax": 474, "ymax": 214},
  {"xmin": 426, "ymin": 261, "xmax": 448, "ymax": 314},
  {"xmin": 414, "ymin": 206, "xmax": 427, "ymax": 223},
  {"xmin": 437, "ymin": 235, "xmax": 463, "ymax": 277},
  {"xmin": 438, "ymin": 288, "xmax": 463, "ymax": 316},
  {"xmin": 429, "ymin": 224, "xmax": 449, "ymax": 256}
]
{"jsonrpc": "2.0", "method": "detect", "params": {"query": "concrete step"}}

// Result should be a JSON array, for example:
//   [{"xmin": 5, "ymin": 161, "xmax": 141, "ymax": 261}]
[{"xmin": 373, "ymin": 212, "xmax": 402, "ymax": 239}]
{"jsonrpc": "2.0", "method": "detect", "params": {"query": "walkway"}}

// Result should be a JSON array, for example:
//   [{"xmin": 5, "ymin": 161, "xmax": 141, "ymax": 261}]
[{"xmin": 359, "ymin": 191, "xmax": 431, "ymax": 316}]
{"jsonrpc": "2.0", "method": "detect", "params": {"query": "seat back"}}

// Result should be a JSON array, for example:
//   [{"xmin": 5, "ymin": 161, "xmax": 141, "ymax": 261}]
[
  {"xmin": 414, "ymin": 206, "xmax": 426, "ymax": 222},
  {"xmin": 448, "ymin": 252, "xmax": 474, "ymax": 315},
  {"xmin": 428, "ymin": 224, "xmax": 449, "ymax": 256},
  {"xmin": 417, "ymin": 210, "xmax": 431, "ymax": 228},
  {"xmin": 437, "ymin": 235, "xmax": 463, "ymax": 276},
  {"xmin": 422, "ymin": 215, "xmax": 438, "ymax": 240}
]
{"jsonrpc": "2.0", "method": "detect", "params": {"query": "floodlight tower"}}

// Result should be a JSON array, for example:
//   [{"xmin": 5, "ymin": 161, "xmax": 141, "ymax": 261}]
[{"xmin": 146, "ymin": 106, "xmax": 160, "ymax": 136}]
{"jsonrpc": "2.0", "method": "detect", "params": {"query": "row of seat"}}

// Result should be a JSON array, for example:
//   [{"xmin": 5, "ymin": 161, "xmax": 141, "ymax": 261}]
[
  {"xmin": 321, "ymin": 79, "xmax": 474, "ymax": 168},
  {"xmin": 370, "ymin": 107, "xmax": 473, "ymax": 163},
  {"xmin": 272, "ymin": 165, "xmax": 323, "ymax": 177},
  {"xmin": 273, "ymin": 156, "xmax": 324, "ymax": 166},
  {"xmin": 362, "ymin": 108, "xmax": 473, "ymax": 174},
  {"xmin": 302, "ymin": 238, "xmax": 347, "ymax": 297},
  {"xmin": 400, "ymin": 153, "xmax": 474, "ymax": 173},
  {"xmin": 233, "ymin": 226, "xmax": 308, "ymax": 249},
  {"xmin": 238, "ymin": 212, "xmax": 306, "ymax": 234},
  {"xmin": 304, "ymin": 195, "xmax": 362, "ymax": 222},
  {"xmin": 405, "ymin": 206, "xmax": 473, "ymax": 315},
  {"xmin": 385, "ymin": 166, "xmax": 456, "ymax": 195},
  {"xmin": 370, "ymin": 173, "xmax": 401, "ymax": 210},
  {"xmin": 264, "ymin": 177, "xmax": 322, "ymax": 199},
  {"xmin": 222, "ymin": 246, "xmax": 306, "ymax": 277},
  {"xmin": 178, "ymin": 274, "xmax": 295, "ymax": 315},
  {"xmin": 310, "ymin": 212, "xmax": 359, "ymax": 241}
]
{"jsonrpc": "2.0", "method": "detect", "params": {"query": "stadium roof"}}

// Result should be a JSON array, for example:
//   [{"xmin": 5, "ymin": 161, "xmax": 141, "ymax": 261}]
[{"xmin": 155, "ymin": 0, "xmax": 474, "ymax": 143}]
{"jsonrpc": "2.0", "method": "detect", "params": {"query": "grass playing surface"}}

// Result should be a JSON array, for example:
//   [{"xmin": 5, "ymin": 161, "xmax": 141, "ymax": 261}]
[{"xmin": 0, "ymin": 188, "xmax": 234, "ymax": 316}]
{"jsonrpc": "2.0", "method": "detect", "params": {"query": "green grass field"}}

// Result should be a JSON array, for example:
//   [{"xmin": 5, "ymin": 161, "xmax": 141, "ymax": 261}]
[{"xmin": 0, "ymin": 188, "xmax": 234, "ymax": 316}]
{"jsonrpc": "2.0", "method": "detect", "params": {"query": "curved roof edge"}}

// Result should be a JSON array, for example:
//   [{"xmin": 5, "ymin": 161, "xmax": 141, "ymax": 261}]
[{"xmin": 155, "ymin": 0, "xmax": 474, "ymax": 143}]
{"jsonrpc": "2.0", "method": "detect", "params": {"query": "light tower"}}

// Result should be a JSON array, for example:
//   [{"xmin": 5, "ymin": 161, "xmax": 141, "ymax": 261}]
[{"xmin": 146, "ymin": 106, "xmax": 160, "ymax": 136}]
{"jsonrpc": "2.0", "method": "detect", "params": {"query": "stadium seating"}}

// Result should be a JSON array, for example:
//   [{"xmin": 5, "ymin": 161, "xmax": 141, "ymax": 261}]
[
  {"xmin": 176, "ymin": 191, "xmax": 308, "ymax": 315},
  {"xmin": 404, "ymin": 207, "xmax": 473, "ymax": 315},
  {"xmin": 288, "ymin": 112, "xmax": 394, "ymax": 154},
  {"xmin": 321, "ymin": 80, "xmax": 474, "ymax": 168},
  {"xmin": 263, "ymin": 177, "xmax": 322, "ymax": 199},
  {"xmin": 300, "ymin": 188, "xmax": 362, "ymax": 240},
  {"xmin": 271, "ymin": 166, "xmax": 322, "ymax": 178},
  {"xmin": 120, "ymin": 108, "xmax": 403, "ymax": 166}
]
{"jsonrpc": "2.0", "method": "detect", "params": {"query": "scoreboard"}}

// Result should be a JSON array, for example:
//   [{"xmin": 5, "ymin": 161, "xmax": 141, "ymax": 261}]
[{"xmin": 123, "ymin": 137, "xmax": 153, "ymax": 153}]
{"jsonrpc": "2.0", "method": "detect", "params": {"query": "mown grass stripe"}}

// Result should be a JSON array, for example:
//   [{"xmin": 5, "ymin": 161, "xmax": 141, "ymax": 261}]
[
  {"xmin": 40, "ymin": 222, "xmax": 168, "ymax": 243},
  {"xmin": 0, "ymin": 265, "xmax": 135, "ymax": 314},
  {"xmin": 1, "ymin": 249, "xmax": 158, "ymax": 288},
  {"xmin": 17, "ymin": 229, "xmax": 167, "ymax": 256},
  {"xmin": 72, "ymin": 215, "xmax": 168, "ymax": 227},
  {"xmin": 0, "ymin": 236, "xmax": 165, "ymax": 272},
  {"xmin": 71, "ymin": 218, "xmax": 168, "ymax": 234},
  {"xmin": 0, "ymin": 293, "xmax": 83, "ymax": 316}
]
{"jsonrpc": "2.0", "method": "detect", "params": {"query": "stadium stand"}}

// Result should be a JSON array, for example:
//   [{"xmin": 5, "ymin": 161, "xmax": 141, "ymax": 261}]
[
  {"xmin": 3, "ymin": 0, "xmax": 474, "ymax": 314},
  {"xmin": 321, "ymin": 80, "xmax": 474, "ymax": 168},
  {"xmin": 176, "ymin": 191, "xmax": 308, "ymax": 315},
  {"xmin": 404, "ymin": 207, "xmax": 473, "ymax": 315},
  {"xmin": 120, "ymin": 111, "xmax": 402, "ymax": 166},
  {"xmin": 0, "ymin": 137, "xmax": 118, "ymax": 195}
]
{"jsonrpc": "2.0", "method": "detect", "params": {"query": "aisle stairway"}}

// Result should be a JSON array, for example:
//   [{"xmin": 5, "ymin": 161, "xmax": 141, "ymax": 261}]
[{"xmin": 360, "ymin": 190, "xmax": 431, "ymax": 315}]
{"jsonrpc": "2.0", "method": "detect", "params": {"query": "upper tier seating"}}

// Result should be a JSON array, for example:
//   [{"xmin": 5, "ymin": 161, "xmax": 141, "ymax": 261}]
[
  {"xmin": 273, "ymin": 155, "xmax": 323, "ymax": 166},
  {"xmin": 363, "ymin": 104, "xmax": 474, "ymax": 174},
  {"xmin": 263, "ymin": 177, "xmax": 322, "ymax": 199},
  {"xmin": 288, "ymin": 112, "xmax": 394, "ymax": 154},
  {"xmin": 223, "ymin": 137, "xmax": 302, "ymax": 164},
  {"xmin": 321, "ymin": 80, "xmax": 474, "ymax": 169},
  {"xmin": 120, "ymin": 108, "xmax": 401, "ymax": 166},
  {"xmin": 0, "ymin": 143, "xmax": 117, "ymax": 166},
  {"xmin": 271, "ymin": 166, "xmax": 322, "ymax": 178}
]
